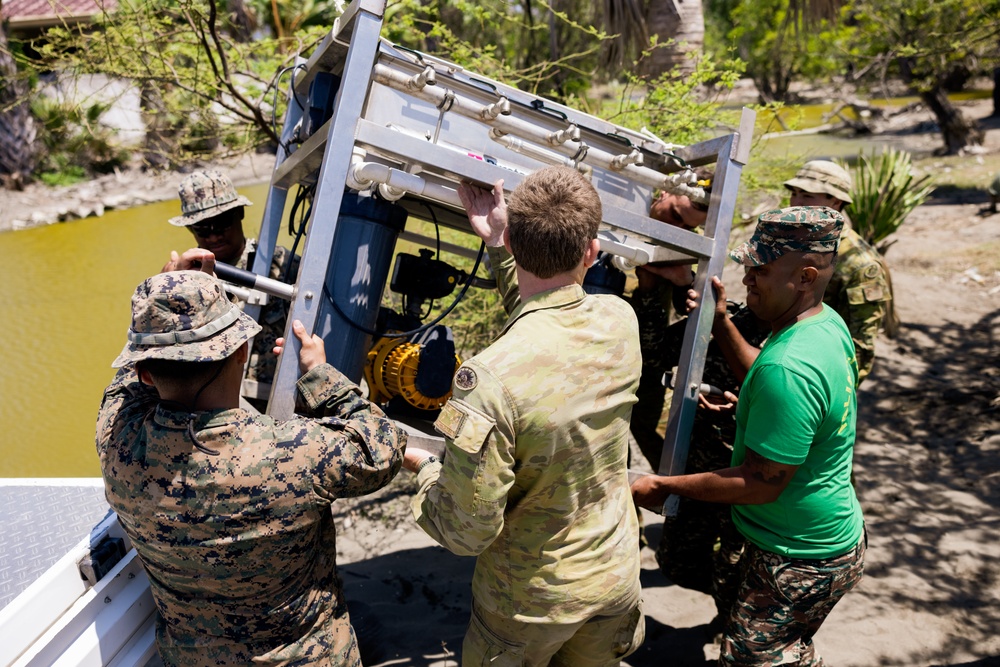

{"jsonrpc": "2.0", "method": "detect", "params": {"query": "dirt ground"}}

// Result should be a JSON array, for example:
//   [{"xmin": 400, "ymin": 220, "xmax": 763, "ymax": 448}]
[{"xmin": 3, "ymin": 90, "xmax": 999, "ymax": 666}]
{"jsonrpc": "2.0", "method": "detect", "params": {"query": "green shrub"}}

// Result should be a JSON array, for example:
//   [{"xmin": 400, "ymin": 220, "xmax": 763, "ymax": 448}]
[
  {"xmin": 31, "ymin": 97, "xmax": 131, "ymax": 178},
  {"xmin": 844, "ymin": 148, "xmax": 934, "ymax": 253}
]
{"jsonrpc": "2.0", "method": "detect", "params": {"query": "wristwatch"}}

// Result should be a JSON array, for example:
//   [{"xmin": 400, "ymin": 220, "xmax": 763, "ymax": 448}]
[{"xmin": 416, "ymin": 455, "xmax": 440, "ymax": 472}]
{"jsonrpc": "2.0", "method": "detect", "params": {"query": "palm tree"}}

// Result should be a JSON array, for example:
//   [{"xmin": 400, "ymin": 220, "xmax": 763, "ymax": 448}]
[
  {"xmin": 0, "ymin": 5, "xmax": 38, "ymax": 189},
  {"xmin": 644, "ymin": 0, "xmax": 704, "ymax": 76}
]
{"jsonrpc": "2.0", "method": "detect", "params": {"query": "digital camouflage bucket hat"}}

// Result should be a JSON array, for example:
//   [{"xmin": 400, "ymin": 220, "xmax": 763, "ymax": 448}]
[
  {"xmin": 168, "ymin": 170, "xmax": 253, "ymax": 226},
  {"xmin": 112, "ymin": 271, "xmax": 262, "ymax": 368},
  {"xmin": 730, "ymin": 207, "xmax": 844, "ymax": 267},
  {"xmin": 783, "ymin": 160, "xmax": 853, "ymax": 204}
]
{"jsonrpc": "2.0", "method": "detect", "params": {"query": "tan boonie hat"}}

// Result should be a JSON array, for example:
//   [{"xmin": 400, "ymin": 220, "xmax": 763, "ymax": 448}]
[
  {"xmin": 168, "ymin": 170, "xmax": 253, "ymax": 226},
  {"xmin": 112, "ymin": 271, "xmax": 261, "ymax": 368},
  {"xmin": 730, "ymin": 207, "xmax": 844, "ymax": 267},
  {"xmin": 783, "ymin": 160, "xmax": 853, "ymax": 204}
]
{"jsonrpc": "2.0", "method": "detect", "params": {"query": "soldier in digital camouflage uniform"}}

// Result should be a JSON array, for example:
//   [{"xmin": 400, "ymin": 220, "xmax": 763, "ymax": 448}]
[
  {"xmin": 404, "ymin": 167, "xmax": 645, "ymax": 666},
  {"xmin": 785, "ymin": 160, "xmax": 891, "ymax": 384},
  {"xmin": 636, "ymin": 299, "xmax": 769, "ymax": 630},
  {"xmin": 629, "ymin": 172, "xmax": 766, "ymax": 633},
  {"xmin": 633, "ymin": 207, "xmax": 866, "ymax": 667},
  {"xmin": 163, "ymin": 170, "xmax": 300, "ymax": 405},
  {"xmin": 96, "ymin": 256, "xmax": 405, "ymax": 666}
]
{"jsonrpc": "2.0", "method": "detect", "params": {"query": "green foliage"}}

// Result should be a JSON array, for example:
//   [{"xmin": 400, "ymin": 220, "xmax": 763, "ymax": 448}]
[
  {"xmin": 714, "ymin": 0, "xmax": 849, "ymax": 102},
  {"xmin": 843, "ymin": 148, "xmax": 934, "ymax": 251},
  {"xmin": 603, "ymin": 50, "xmax": 747, "ymax": 146},
  {"xmin": 33, "ymin": 0, "xmax": 320, "ymax": 166},
  {"xmin": 39, "ymin": 166, "xmax": 88, "ymax": 187},
  {"xmin": 382, "ymin": 0, "xmax": 613, "ymax": 99},
  {"xmin": 244, "ymin": 0, "xmax": 343, "ymax": 40},
  {"xmin": 848, "ymin": 0, "xmax": 1000, "ymax": 94},
  {"xmin": 31, "ymin": 97, "xmax": 130, "ymax": 180}
]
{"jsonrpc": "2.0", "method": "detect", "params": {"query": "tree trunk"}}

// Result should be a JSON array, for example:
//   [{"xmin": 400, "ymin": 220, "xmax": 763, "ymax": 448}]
[
  {"xmin": 226, "ymin": 0, "xmax": 256, "ymax": 42},
  {"xmin": 644, "ymin": 0, "xmax": 704, "ymax": 77},
  {"xmin": 0, "ymin": 19, "xmax": 38, "ymax": 189},
  {"xmin": 920, "ymin": 85, "xmax": 984, "ymax": 155}
]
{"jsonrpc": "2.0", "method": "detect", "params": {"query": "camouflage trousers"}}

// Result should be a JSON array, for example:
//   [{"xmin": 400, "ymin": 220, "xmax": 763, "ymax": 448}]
[
  {"xmin": 719, "ymin": 532, "xmax": 866, "ymax": 667},
  {"xmin": 462, "ymin": 594, "xmax": 645, "ymax": 667},
  {"xmin": 155, "ymin": 600, "xmax": 362, "ymax": 666}
]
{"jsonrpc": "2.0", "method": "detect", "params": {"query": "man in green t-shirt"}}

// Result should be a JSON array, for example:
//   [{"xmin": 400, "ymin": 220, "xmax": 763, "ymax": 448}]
[{"xmin": 632, "ymin": 207, "xmax": 866, "ymax": 666}]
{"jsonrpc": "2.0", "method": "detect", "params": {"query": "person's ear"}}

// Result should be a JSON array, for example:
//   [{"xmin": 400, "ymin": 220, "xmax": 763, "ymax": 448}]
[
  {"xmin": 137, "ymin": 365, "xmax": 155, "ymax": 386},
  {"xmin": 583, "ymin": 238, "xmax": 601, "ymax": 266},
  {"xmin": 503, "ymin": 226, "xmax": 512, "ymax": 254},
  {"xmin": 799, "ymin": 265, "xmax": 819, "ymax": 289},
  {"xmin": 235, "ymin": 341, "xmax": 250, "ymax": 365}
]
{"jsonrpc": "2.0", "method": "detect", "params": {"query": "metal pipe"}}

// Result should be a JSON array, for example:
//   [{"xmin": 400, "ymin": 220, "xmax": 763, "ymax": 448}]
[
  {"xmin": 214, "ymin": 262, "xmax": 296, "ymax": 301},
  {"xmin": 348, "ymin": 159, "xmax": 463, "ymax": 208},
  {"xmin": 347, "ymin": 158, "xmax": 684, "ymax": 269},
  {"xmin": 371, "ymin": 63, "xmax": 709, "ymax": 203}
]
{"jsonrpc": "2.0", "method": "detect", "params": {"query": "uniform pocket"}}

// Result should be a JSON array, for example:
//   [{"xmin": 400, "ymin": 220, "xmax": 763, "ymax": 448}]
[
  {"xmin": 612, "ymin": 598, "xmax": 646, "ymax": 657},
  {"xmin": 434, "ymin": 399, "xmax": 501, "ymax": 514},
  {"xmin": 464, "ymin": 606, "xmax": 525, "ymax": 667}
]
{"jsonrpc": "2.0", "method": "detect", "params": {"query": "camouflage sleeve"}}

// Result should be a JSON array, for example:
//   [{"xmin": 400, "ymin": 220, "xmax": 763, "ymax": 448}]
[
  {"xmin": 411, "ymin": 364, "xmax": 516, "ymax": 556},
  {"xmin": 627, "ymin": 285, "xmax": 682, "ymax": 472},
  {"xmin": 831, "ymin": 263, "xmax": 890, "ymax": 385},
  {"xmin": 628, "ymin": 283, "xmax": 674, "ymax": 369},
  {"xmin": 842, "ymin": 300, "xmax": 882, "ymax": 384},
  {"xmin": 269, "ymin": 244, "xmax": 300, "ymax": 283},
  {"xmin": 95, "ymin": 366, "xmax": 159, "ymax": 457},
  {"xmin": 295, "ymin": 363, "xmax": 407, "ymax": 498},
  {"xmin": 826, "ymin": 231, "xmax": 892, "ymax": 385},
  {"xmin": 487, "ymin": 246, "xmax": 520, "ymax": 316}
]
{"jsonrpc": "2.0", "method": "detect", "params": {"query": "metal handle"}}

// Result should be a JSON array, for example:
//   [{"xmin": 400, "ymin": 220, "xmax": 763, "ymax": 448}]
[{"xmin": 214, "ymin": 262, "xmax": 296, "ymax": 301}]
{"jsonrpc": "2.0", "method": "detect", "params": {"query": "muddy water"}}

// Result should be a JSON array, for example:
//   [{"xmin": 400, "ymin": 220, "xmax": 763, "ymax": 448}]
[{"xmin": 0, "ymin": 183, "xmax": 270, "ymax": 477}]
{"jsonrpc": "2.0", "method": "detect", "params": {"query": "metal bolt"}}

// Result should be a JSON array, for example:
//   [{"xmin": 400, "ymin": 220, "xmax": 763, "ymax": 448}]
[
  {"xmin": 104, "ymin": 596, "xmax": 112, "ymax": 604},
  {"xmin": 128, "ymin": 572, "xmax": 135, "ymax": 580},
  {"xmin": 304, "ymin": 291, "xmax": 314, "ymax": 300}
]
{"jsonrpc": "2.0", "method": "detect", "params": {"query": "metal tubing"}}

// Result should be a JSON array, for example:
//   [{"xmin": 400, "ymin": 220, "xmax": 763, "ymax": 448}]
[
  {"xmin": 214, "ymin": 262, "xmax": 296, "ymax": 301},
  {"xmin": 371, "ymin": 64, "xmax": 708, "ymax": 201}
]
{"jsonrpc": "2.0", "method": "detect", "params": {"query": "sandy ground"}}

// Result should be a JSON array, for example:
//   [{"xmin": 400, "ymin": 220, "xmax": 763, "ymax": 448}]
[{"xmin": 3, "ymin": 91, "xmax": 999, "ymax": 666}]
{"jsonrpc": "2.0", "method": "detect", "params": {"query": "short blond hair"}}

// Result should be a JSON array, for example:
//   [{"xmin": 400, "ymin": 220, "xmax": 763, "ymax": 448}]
[{"xmin": 506, "ymin": 166, "xmax": 602, "ymax": 279}]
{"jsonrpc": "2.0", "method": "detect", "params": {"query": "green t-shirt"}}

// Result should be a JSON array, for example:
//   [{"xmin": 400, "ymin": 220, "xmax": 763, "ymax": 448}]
[{"xmin": 732, "ymin": 305, "xmax": 864, "ymax": 558}]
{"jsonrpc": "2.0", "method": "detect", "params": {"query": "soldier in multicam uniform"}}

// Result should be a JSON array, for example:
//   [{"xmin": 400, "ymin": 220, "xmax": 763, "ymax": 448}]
[
  {"xmin": 633, "ymin": 207, "xmax": 867, "ymax": 667},
  {"xmin": 96, "ymin": 251, "xmax": 405, "ymax": 666},
  {"xmin": 784, "ymin": 159, "xmax": 891, "ymax": 384},
  {"xmin": 162, "ymin": 170, "xmax": 300, "ymax": 406},
  {"xmin": 403, "ymin": 167, "xmax": 645, "ymax": 665}
]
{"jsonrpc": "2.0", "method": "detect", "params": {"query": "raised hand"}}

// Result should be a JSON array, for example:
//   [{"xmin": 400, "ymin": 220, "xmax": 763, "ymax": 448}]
[{"xmin": 457, "ymin": 179, "xmax": 507, "ymax": 248}]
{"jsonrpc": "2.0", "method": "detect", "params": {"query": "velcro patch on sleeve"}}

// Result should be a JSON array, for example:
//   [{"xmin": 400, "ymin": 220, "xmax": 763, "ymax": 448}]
[
  {"xmin": 434, "ymin": 399, "xmax": 496, "ymax": 454},
  {"xmin": 434, "ymin": 401, "xmax": 466, "ymax": 440}
]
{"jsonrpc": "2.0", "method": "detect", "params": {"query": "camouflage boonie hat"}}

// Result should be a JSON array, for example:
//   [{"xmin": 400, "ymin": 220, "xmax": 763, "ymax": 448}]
[
  {"xmin": 112, "ymin": 271, "xmax": 262, "ymax": 368},
  {"xmin": 783, "ymin": 160, "xmax": 853, "ymax": 204},
  {"xmin": 730, "ymin": 206, "xmax": 844, "ymax": 267},
  {"xmin": 168, "ymin": 170, "xmax": 253, "ymax": 226}
]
